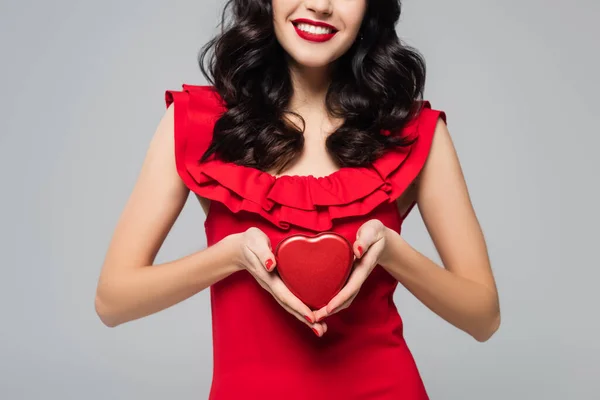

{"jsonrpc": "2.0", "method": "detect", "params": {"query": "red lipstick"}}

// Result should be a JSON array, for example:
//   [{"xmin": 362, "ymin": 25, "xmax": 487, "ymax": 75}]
[{"xmin": 292, "ymin": 18, "xmax": 338, "ymax": 43}]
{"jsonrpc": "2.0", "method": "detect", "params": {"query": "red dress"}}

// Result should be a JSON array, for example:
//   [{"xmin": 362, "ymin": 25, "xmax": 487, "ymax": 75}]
[{"xmin": 165, "ymin": 84, "xmax": 447, "ymax": 399}]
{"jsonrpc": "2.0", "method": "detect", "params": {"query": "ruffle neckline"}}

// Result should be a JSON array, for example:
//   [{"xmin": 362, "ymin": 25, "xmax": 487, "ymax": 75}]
[{"xmin": 166, "ymin": 84, "xmax": 446, "ymax": 232}]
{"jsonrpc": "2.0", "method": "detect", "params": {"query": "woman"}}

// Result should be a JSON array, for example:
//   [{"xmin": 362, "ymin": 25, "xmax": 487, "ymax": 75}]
[{"xmin": 95, "ymin": 0, "xmax": 500, "ymax": 398}]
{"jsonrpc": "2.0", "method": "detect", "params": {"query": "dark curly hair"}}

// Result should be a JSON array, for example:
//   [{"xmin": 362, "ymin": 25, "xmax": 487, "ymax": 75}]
[{"xmin": 198, "ymin": 0, "xmax": 427, "ymax": 175}]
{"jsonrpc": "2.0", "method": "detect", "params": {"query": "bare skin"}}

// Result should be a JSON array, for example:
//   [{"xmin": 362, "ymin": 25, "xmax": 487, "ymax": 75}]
[
  {"xmin": 96, "ymin": 0, "xmax": 499, "ymax": 342},
  {"xmin": 96, "ymin": 97, "xmax": 499, "ymax": 343},
  {"xmin": 382, "ymin": 118, "xmax": 500, "ymax": 342},
  {"xmin": 95, "ymin": 104, "xmax": 328, "ymax": 335},
  {"xmin": 310, "ymin": 118, "xmax": 500, "ymax": 342}
]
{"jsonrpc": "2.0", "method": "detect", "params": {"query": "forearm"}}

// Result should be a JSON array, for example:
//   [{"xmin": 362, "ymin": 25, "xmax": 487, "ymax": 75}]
[
  {"xmin": 381, "ymin": 228, "xmax": 500, "ymax": 342},
  {"xmin": 95, "ymin": 235, "xmax": 241, "ymax": 327}
]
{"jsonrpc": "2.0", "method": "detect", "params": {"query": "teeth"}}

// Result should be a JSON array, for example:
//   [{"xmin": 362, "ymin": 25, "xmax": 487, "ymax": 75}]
[{"xmin": 296, "ymin": 23, "xmax": 334, "ymax": 35}]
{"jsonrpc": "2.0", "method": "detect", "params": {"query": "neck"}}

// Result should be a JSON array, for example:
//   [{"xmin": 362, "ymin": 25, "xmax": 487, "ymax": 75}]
[{"xmin": 286, "ymin": 56, "xmax": 334, "ymax": 115}]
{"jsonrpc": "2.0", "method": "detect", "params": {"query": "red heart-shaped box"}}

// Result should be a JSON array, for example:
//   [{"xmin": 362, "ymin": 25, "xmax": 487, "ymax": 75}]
[{"xmin": 274, "ymin": 232, "xmax": 354, "ymax": 310}]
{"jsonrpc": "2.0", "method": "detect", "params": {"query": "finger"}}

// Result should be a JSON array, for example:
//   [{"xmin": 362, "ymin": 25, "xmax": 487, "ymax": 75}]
[
  {"xmin": 314, "ymin": 305, "xmax": 328, "ymax": 323},
  {"xmin": 325, "ymin": 265, "xmax": 367, "ymax": 314},
  {"xmin": 244, "ymin": 252, "xmax": 275, "ymax": 291},
  {"xmin": 270, "ymin": 278, "xmax": 328, "ymax": 334},
  {"xmin": 314, "ymin": 252, "xmax": 377, "ymax": 322},
  {"xmin": 271, "ymin": 294, "xmax": 325, "ymax": 336},
  {"xmin": 355, "ymin": 243, "xmax": 364, "ymax": 259},
  {"xmin": 354, "ymin": 220, "xmax": 383, "ymax": 258},
  {"xmin": 243, "ymin": 246, "xmax": 323, "ymax": 336},
  {"xmin": 354, "ymin": 227, "xmax": 374, "ymax": 259},
  {"xmin": 246, "ymin": 235, "xmax": 277, "ymax": 272},
  {"xmin": 315, "ymin": 287, "xmax": 360, "ymax": 321},
  {"xmin": 249, "ymin": 264, "xmax": 323, "ymax": 335},
  {"xmin": 356, "ymin": 237, "xmax": 385, "ymax": 271},
  {"xmin": 271, "ymin": 278, "xmax": 317, "ymax": 321},
  {"xmin": 328, "ymin": 247, "xmax": 382, "ymax": 314},
  {"xmin": 332, "ymin": 291, "xmax": 359, "ymax": 314}
]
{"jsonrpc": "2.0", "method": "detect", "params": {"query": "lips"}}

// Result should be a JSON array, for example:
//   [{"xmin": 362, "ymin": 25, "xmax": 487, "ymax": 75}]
[{"xmin": 292, "ymin": 18, "xmax": 338, "ymax": 43}]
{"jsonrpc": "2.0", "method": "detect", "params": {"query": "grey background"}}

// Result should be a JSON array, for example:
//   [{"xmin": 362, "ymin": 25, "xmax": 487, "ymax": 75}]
[{"xmin": 1, "ymin": 0, "xmax": 598, "ymax": 399}]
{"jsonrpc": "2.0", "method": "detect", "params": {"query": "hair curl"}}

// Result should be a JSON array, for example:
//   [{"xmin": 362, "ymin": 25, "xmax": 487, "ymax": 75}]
[{"xmin": 198, "ymin": 0, "xmax": 427, "ymax": 175}]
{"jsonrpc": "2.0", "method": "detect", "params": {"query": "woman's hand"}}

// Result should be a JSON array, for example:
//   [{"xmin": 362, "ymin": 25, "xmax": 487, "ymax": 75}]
[
  {"xmin": 313, "ymin": 219, "xmax": 392, "ymax": 322},
  {"xmin": 231, "ymin": 227, "xmax": 328, "ymax": 337}
]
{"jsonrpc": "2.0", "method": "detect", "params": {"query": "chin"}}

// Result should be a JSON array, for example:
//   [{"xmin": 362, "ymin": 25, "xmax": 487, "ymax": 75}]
[
  {"xmin": 294, "ymin": 58, "xmax": 333, "ymax": 68},
  {"xmin": 287, "ymin": 51, "xmax": 338, "ymax": 69}
]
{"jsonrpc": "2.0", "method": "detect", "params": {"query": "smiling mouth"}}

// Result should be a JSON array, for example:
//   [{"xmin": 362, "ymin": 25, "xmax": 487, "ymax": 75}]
[
  {"xmin": 292, "ymin": 21, "xmax": 338, "ymax": 35},
  {"xmin": 291, "ymin": 21, "xmax": 338, "ymax": 43}
]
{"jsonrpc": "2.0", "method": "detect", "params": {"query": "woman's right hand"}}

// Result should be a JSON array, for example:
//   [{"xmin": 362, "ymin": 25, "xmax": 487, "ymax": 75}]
[{"xmin": 230, "ymin": 227, "xmax": 327, "ymax": 337}]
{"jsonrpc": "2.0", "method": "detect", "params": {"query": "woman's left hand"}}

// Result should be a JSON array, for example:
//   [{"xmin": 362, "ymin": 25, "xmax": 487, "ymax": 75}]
[{"xmin": 313, "ymin": 219, "xmax": 393, "ymax": 322}]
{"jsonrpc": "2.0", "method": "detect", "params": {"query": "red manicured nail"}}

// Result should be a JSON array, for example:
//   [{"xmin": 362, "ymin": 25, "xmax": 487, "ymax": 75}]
[
  {"xmin": 304, "ymin": 315, "xmax": 313, "ymax": 324},
  {"xmin": 312, "ymin": 327, "xmax": 320, "ymax": 337},
  {"xmin": 357, "ymin": 246, "xmax": 363, "ymax": 256},
  {"xmin": 265, "ymin": 259, "xmax": 273, "ymax": 270}
]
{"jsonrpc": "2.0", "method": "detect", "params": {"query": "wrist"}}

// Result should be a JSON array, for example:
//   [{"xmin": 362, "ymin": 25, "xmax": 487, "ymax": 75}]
[
  {"xmin": 218, "ymin": 233, "xmax": 245, "ymax": 272},
  {"xmin": 379, "ymin": 226, "xmax": 401, "ymax": 269}
]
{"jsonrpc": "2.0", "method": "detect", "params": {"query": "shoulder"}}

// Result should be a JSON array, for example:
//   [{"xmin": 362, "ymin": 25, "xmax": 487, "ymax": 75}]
[
  {"xmin": 163, "ymin": 83, "xmax": 226, "ymax": 154},
  {"xmin": 401, "ymin": 100, "xmax": 447, "ymax": 140},
  {"xmin": 400, "ymin": 99, "xmax": 449, "ymax": 177},
  {"xmin": 161, "ymin": 84, "xmax": 228, "ymax": 195},
  {"xmin": 165, "ymin": 84, "xmax": 225, "ymax": 112},
  {"xmin": 414, "ymin": 101, "xmax": 459, "ymax": 191}
]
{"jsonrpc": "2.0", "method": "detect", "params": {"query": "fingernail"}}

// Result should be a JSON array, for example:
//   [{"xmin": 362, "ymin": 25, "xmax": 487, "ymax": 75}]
[
  {"xmin": 265, "ymin": 259, "xmax": 273, "ymax": 271},
  {"xmin": 357, "ymin": 246, "xmax": 363, "ymax": 256},
  {"xmin": 315, "ymin": 315, "xmax": 324, "ymax": 323},
  {"xmin": 312, "ymin": 327, "xmax": 320, "ymax": 337},
  {"xmin": 304, "ymin": 315, "xmax": 313, "ymax": 324}
]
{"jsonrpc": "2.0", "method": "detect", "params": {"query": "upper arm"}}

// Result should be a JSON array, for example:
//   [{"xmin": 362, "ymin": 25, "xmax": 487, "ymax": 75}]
[
  {"xmin": 415, "ymin": 118, "xmax": 497, "ymax": 293},
  {"xmin": 99, "ymin": 103, "xmax": 190, "ymax": 278}
]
